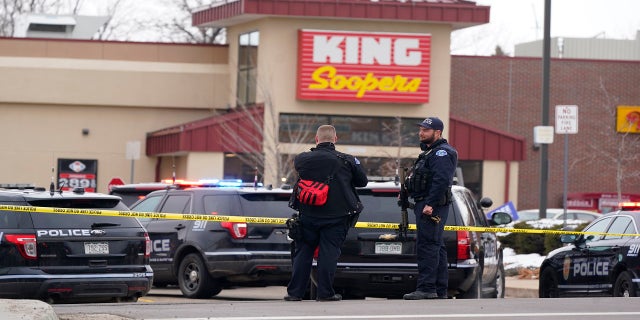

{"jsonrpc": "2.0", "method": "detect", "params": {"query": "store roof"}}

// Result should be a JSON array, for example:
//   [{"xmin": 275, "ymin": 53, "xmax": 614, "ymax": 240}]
[
  {"xmin": 192, "ymin": 0, "xmax": 490, "ymax": 29},
  {"xmin": 146, "ymin": 108, "xmax": 525, "ymax": 162},
  {"xmin": 450, "ymin": 116, "xmax": 526, "ymax": 161}
]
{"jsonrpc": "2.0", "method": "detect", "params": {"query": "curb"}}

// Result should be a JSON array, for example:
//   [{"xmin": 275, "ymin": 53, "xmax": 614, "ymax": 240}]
[
  {"xmin": 506, "ymin": 286, "xmax": 538, "ymax": 298},
  {"xmin": 0, "ymin": 299, "xmax": 58, "ymax": 320}
]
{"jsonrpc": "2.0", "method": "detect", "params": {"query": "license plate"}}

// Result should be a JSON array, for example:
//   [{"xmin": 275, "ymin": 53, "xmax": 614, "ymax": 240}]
[
  {"xmin": 375, "ymin": 242, "xmax": 402, "ymax": 254},
  {"xmin": 84, "ymin": 242, "xmax": 109, "ymax": 254}
]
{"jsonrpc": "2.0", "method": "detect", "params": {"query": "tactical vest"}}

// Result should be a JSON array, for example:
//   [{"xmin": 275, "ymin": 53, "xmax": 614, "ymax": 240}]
[{"xmin": 406, "ymin": 149, "xmax": 433, "ymax": 196}]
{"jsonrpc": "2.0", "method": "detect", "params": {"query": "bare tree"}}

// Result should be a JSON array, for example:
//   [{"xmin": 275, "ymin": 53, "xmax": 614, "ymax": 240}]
[
  {"xmin": 1, "ymin": 0, "xmax": 56, "ymax": 36},
  {"xmin": 580, "ymin": 78, "xmax": 640, "ymax": 201},
  {"xmin": 109, "ymin": 0, "xmax": 223, "ymax": 43},
  {"xmin": 214, "ymin": 101, "xmax": 319, "ymax": 187}
]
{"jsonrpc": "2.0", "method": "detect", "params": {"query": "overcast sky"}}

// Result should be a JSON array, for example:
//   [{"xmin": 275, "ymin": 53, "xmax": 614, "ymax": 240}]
[
  {"xmin": 77, "ymin": 0, "xmax": 640, "ymax": 56},
  {"xmin": 452, "ymin": 0, "xmax": 640, "ymax": 56}
]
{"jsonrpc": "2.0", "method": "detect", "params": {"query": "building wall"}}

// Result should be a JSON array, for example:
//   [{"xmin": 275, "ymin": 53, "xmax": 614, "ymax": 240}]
[
  {"xmin": 0, "ymin": 38, "xmax": 229, "ymax": 191},
  {"xmin": 451, "ymin": 55, "xmax": 640, "ymax": 210},
  {"xmin": 478, "ymin": 161, "xmax": 510, "ymax": 209},
  {"xmin": 184, "ymin": 152, "xmax": 225, "ymax": 181},
  {"xmin": 226, "ymin": 17, "xmax": 454, "ymax": 184}
]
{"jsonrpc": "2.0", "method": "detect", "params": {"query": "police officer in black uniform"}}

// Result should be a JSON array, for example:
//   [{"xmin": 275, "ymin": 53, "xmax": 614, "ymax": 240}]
[
  {"xmin": 403, "ymin": 117, "xmax": 458, "ymax": 300},
  {"xmin": 285, "ymin": 125, "xmax": 368, "ymax": 302}
]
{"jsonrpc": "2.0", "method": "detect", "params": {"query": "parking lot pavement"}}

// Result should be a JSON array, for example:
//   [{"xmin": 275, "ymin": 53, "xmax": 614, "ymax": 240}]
[
  {"xmin": 505, "ymin": 276, "xmax": 539, "ymax": 298},
  {"xmin": 2, "ymin": 277, "xmax": 539, "ymax": 319}
]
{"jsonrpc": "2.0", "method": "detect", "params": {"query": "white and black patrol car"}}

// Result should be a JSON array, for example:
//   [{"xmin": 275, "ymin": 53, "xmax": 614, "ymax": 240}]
[
  {"xmin": 539, "ymin": 204, "xmax": 640, "ymax": 297},
  {"xmin": 0, "ymin": 186, "xmax": 153, "ymax": 303},
  {"xmin": 128, "ymin": 180, "xmax": 295, "ymax": 298}
]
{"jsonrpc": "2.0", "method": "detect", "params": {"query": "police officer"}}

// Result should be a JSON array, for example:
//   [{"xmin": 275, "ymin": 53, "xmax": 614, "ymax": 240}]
[
  {"xmin": 403, "ymin": 117, "xmax": 458, "ymax": 300},
  {"xmin": 285, "ymin": 125, "xmax": 368, "ymax": 302}
]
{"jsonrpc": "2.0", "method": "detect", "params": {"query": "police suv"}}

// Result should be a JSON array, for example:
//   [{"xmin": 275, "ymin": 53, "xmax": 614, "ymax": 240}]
[
  {"xmin": 539, "ymin": 203, "xmax": 640, "ymax": 297},
  {"xmin": 128, "ymin": 180, "xmax": 295, "ymax": 298},
  {"xmin": 0, "ymin": 186, "xmax": 153, "ymax": 303},
  {"xmin": 311, "ymin": 181, "xmax": 512, "ymax": 299}
]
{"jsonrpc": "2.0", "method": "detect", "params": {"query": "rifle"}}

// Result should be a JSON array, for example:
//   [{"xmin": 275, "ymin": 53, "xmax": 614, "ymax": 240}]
[{"xmin": 398, "ymin": 167, "xmax": 413, "ymax": 241}]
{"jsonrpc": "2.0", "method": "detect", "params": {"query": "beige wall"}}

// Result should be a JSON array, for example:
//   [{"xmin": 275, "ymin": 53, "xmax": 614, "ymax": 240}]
[
  {"xmin": 1, "ymin": 104, "xmax": 213, "ymax": 191},
  {"xmin": 184, "ymin": 152, "xmax": 225, "ymax": 181},
  {"xmin": 482, "ymin": 161, "xmax": 520, "ymax": 211},
  {"xmin": 227, "ymin": 18, "xmax": 453, "ymax": 184},
  {"xmin": 0, "ymin": 39, "xmax": 229, "ymax": 192}
]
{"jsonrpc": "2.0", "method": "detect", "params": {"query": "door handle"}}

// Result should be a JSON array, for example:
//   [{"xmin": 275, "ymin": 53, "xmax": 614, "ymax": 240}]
[{"xmin": 175, "ymin": 224, "xmax": 186, "ymax": 230}]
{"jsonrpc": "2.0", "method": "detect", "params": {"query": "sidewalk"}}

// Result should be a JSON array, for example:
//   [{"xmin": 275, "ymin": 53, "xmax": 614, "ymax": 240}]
[
  {"xmin": 505, "ymin": 276, "xmax": 539, "ymax": 298},
  {"xmin": 0, "ymin": 299, "xmax": 58, "ymax": 320}
]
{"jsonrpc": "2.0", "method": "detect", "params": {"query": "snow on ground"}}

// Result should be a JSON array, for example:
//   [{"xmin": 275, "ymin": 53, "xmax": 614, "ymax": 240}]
[{"xmin": 503, "ymin": 247, "xmax": 545, "ymax": 272}]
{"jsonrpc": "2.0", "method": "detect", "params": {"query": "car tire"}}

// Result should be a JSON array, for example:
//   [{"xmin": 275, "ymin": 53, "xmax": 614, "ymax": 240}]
[
  {"xmin": 178, "ymin": 253, "xmax": 222, "ymax": 298},
  {"xmin": 461, "ymin": 268, "xmax": 483, "ymax": 299},
  {"xmin": 492, "ymin": 261, "xmax": 506, "ymax": 298},
  {"xmin": 539, "ymin": 267, "xmax": 560, "ymax": 298},
  {"xmin": 613, "ymin": 271, "xmax": 637, "ymax": 297}
]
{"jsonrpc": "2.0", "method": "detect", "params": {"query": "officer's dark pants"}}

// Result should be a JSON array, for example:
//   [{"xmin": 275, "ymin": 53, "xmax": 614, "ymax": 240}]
[
  {"xmin": 287, "ymin": 214, "xmax": 349, "ymax": 299},
  {"xmin": 414, "ymin": 200, "xmax": 450, "ymax": 296}
]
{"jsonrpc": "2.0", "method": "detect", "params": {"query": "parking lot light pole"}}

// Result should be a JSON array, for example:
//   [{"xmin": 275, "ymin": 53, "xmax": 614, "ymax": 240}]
[{"xmin": 539, "ymin": 0, "xmax": 551, "ymax": 220}]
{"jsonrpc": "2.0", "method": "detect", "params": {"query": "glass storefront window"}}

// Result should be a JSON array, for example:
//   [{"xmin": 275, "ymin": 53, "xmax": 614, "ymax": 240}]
[
  {"xmin": 237, "ymin": 31, "xmax": 259, "ymax": 105},
  {"xmin": 279, "ymin": 114, "xmax": 421, "ymax": 147}
]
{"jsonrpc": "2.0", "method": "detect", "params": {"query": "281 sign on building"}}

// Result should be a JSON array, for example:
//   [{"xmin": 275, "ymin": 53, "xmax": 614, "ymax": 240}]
[{"xmin": 297, "ymin": 29, "xmax": 431, "ymax": 104}]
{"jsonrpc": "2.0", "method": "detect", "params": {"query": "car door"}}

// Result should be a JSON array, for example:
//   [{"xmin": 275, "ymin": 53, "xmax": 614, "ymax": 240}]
[
  {"xmin": 560, "ymin": 217, "xmax": 612, "ymax": 294},
  {"xmin": 459, "ymin": 189, "xmax": 497, "ymax": 286},
  {"xmin": 132, "ymin": 192, "xmax": 193, "ymax": 282},
  {"xmin": 585, "ymin": 215, "xmax": 633, "ymax": 295}
]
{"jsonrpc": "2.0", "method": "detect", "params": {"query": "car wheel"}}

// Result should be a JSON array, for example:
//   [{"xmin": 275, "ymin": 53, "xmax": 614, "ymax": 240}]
[
  {"xmin": 178, "ymin": 253, "xmax": 222, "ymax": 298},
  {"xmin": 539, "ymin": 267, "xmax": 560, "ymax": 298},
  {"xmin": 613, "ymin": 271, "xmax": 637, "ymax": 297},
  {"xmin": 461, "ymin": 268, "xmax": 483, "ymax": 299},
  {"xmin": 492, "ymin": 262, "xmax": 506, "ymax": 298}
]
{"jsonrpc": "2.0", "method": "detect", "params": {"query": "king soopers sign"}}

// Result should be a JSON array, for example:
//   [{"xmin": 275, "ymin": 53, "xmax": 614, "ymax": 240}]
[{"xmin": 297, "ymin": 29, "xmax": 431, "ymax": 104}]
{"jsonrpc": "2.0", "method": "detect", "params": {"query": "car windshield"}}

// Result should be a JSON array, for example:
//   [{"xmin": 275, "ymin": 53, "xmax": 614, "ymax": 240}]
[
  {"xmin": 357, "ymin": 189, "xmax": 417, "ymax": 224},
  {"xmin": 238, "ymin": 193, "xmax": 294, "ymax": 218},
  {"xmin": 27, "ymin": 198, "xmax": 140, "ymax": 228},
  {"xmin": 517, "ymin": 210, "xmax": 554, "ymax": 221}
]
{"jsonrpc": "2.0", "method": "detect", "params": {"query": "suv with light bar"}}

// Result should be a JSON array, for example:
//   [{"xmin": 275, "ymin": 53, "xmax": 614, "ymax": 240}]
[
  {"xmin": 109, "ymin": 179, "xmax": 263, "ymax": 208},
  {"xmin": 0, "ymin": 186, "xmax": 153, "ymax": 303},
  {"xmin": 311, "ymin": 181, "xmax": 512, "ymax": 299},
  {"xmin": 128, "ymin": 182, "xmax": 294, "ymax": 298}
]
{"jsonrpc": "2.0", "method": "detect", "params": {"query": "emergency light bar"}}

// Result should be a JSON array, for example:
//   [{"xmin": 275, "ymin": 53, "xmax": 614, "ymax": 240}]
[
  {"xmin": 159, "ymin": 179, "xmax": 262, "ymax": 188},
  {"xmin": 618, "ymin": 202, "xmax": 640, "ymax": 210}
]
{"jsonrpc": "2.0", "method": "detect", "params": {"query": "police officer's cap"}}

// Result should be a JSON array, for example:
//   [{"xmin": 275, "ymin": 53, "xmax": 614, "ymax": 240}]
[{"xmin": 417, "ymin": 117, "xmax": 444, "ymax": 131}]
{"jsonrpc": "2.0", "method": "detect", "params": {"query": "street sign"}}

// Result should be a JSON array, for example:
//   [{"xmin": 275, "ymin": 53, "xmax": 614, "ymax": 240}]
[
  {"xmin": 534, "ymin": 126, "xmax": 554, "ymax": 144},
  {"xmin": 555, "ymin": 105, "xmax": 578, "ymax": 134},
  {"xmin": 126, "ymin": 141, "xmax": 141, "ymax": 160}
]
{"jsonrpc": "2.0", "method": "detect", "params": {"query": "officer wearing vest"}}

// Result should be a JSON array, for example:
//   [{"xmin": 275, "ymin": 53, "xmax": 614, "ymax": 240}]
[
  {"xmin": 285, "ymin": 125, "xmax": 368, "ymax": 302},
  {"xmin": 403, "ymin": 117, "xmax": 458, "ymax": 300}
]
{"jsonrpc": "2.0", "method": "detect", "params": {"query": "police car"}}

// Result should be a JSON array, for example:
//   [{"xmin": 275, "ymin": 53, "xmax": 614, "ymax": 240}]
[
  {"xmin": 0, "ymin": 186, "xmax": 153, "ymax": 303},
  {"xmin": 538, "ymin": 203, "xmax": 640, "ymax": 297},
  {"xmin": 312, "ymin": 181, "xmax": 513, "ymax": 299},
  {"xmin": 128, "ymin": 179, "xmax": 295, "ymax": 298}
]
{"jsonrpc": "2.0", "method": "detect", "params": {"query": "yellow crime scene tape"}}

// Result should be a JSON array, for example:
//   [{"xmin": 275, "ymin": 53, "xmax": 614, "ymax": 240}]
[{"xmin": 2, "ymin": 204, "xmax": 639, "ymax": 238}]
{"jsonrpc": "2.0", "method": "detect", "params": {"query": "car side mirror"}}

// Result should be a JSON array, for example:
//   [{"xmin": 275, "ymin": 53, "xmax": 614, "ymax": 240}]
[
  {"xmin": 560, "ymin": 234, "xmax": 577, "ymax": 243},
  {"xmin": 490, "ymin": 211, "xmax": 513, "ymax": 225},
  {"xmin": 479, "ymin": 197, "xmax": 493, "ymax": 208}
]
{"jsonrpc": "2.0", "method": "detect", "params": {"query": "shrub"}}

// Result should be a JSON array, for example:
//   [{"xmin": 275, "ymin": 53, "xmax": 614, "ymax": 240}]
[{"xmin": 498, "ymin": 220, "xmax": 590, "ymax": 255}]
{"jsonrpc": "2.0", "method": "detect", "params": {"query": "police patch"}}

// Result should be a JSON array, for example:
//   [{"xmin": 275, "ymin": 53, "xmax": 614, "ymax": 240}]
[{"xmin": 436, "ymin": 150, "xmax": 448, "ymax": 157}]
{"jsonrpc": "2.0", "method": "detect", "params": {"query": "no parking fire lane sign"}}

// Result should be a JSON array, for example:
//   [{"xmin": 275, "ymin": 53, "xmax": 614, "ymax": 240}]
[{"xmin": 556, "ymin": 105, "xmax": 579, "ymax": 134}]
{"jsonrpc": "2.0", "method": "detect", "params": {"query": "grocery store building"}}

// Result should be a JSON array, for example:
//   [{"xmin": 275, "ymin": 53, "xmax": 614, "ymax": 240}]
[{"xmin": 2, "ymin": 0, "xmax": 539, "ymax": 210}]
